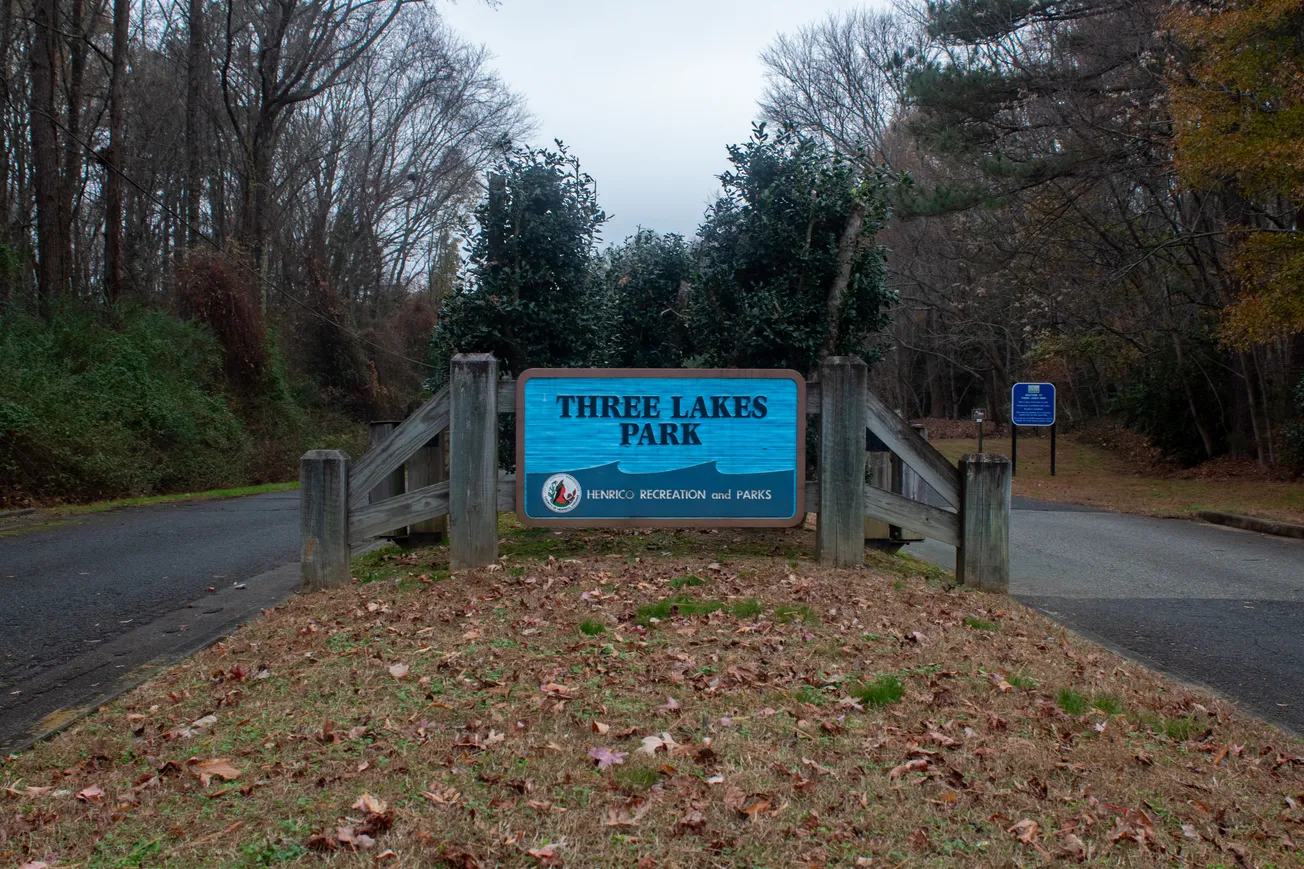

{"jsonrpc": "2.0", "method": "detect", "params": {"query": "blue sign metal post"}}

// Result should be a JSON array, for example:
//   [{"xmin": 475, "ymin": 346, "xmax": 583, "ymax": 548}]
[
  {"xmin": 1009, "ymin": 382, "xmax": 1058, "ymax": 477},
  {"xmin": 515, "ymin": 369, "xmax": 806, "ymax": 527}
]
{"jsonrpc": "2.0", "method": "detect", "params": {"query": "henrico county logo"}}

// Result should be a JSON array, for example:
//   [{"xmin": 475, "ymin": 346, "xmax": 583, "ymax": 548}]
[{"xmin": 543, "ymin": 473, "xmax": 581, "ymax": 513}]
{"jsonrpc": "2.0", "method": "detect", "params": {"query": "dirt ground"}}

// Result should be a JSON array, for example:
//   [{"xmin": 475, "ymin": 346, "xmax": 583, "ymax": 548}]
[{"xmin": 3, "ymin": 523, "xmax": 1302, "ymax": 868}]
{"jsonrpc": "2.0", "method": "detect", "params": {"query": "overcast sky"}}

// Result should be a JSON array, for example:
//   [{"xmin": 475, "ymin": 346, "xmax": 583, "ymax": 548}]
[{"xmin": 439, "ymin": 0, "xmax": 882, "ymax": 246}]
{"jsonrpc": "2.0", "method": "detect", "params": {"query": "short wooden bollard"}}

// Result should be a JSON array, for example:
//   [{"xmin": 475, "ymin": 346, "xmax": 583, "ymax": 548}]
[
  {"xmin": 406, "ymin": 433, "xmax": 447, "ymax": 546},
  {"xmin": 300, "ymin": 449, "xmax": 350, "ymax": 591},
  {"xmin": 817, "ymin": 356, "xmax": 868, "ymax": 567},
  {"xmin": 449, "ymin": 353, "xmax": 499, "ymax": 570},
  {"xmin": 956, "ymin": 454, "xmax": 1011, "ymax": 592}
]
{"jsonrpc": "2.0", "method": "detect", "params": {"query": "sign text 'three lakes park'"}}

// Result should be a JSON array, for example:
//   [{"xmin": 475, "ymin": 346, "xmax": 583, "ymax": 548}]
[{"xmin": 515, "ymin": 370, "xmax": 806, "ymax": 528}]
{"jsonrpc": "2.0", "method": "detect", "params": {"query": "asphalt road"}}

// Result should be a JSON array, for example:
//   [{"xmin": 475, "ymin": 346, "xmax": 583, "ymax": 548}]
[
  {"xmin": 0, "ymin": 491, "xmax": 301, "ymax": 751},
  {"xmin": 906, "ymin": 496, "xmax": 1304, "ymax": 734},
  {"xmin": 3, "ymin": 488, "xmax": 1302, "ymax": 751}
]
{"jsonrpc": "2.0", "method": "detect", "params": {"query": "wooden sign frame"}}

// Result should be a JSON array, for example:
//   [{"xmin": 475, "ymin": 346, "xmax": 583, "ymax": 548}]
[{"xmin": 515, "ymin": 368, "xmax": 806, "ymax": 529}]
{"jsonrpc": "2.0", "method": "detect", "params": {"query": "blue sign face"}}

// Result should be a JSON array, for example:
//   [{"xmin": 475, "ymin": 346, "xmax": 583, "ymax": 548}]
[
  {"xmin": 516, "ymin": 369, "xmax": 806, "ymax": 527},
  {"xmin": 1010, "ymin": 382, "xmax": 1057, "ymax": 427}
]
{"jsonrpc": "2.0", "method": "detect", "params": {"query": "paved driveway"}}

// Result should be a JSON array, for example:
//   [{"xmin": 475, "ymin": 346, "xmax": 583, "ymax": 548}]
[
  {"xmin": 906, "ymin": 497, "xmax": 1304, "ymax": 734},
  {"xmin": 0, "ymin": 491, "xmax": 301, "ymax": 751}
]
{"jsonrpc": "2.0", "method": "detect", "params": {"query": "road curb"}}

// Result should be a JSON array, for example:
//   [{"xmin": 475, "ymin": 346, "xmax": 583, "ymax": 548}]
[
  {"xmin": 0, "ymin": 507, "xmax": 36, "ymax": 520},
  {"xmin": 1198, "ymin": 510, "xmax": 1304, "ymax": 540}
]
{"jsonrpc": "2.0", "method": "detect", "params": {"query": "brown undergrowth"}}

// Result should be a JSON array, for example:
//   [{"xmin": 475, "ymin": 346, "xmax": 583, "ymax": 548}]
[{"xmin": 3, "ymin": 525, "xmax": 1302, "ymax": 868}]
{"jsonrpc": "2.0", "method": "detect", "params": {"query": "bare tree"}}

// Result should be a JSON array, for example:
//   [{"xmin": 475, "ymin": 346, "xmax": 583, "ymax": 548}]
[
  {"xmin": 760, "ymin": 8, "xmax": 924, "ymax": 165},
  {"xmin": 30, "ymin": 0, "xmax": 64, "ymax": 304},
  {"xmin": 218, "ymin": 0, "xmax": 417, "ymax": 288},
  {"xmin": 104, "ymin": 0, "xmax": 130, "ymax": 300}
]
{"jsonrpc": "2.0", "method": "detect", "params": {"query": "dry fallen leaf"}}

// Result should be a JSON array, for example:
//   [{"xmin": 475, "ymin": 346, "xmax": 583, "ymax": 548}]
[
  {"xmin": 724, "ymin": 785, "xmax": 747, "ymax": 813},
  {"xmin": 193, "ymin": 758, "xmax": 240, "ymax": 787},
  {"xmin": 1059, "ymin": 832, "xmax": 1087, "ymax": 860},
  {"xmin": 888, "ymin": 759, "xmax": 928, "ymax": 780},
  {"xmin": 353, "ymin": 792, "xmax": 387, "ymax": 814},
  {"xmin": 526, "ymin": 843, "xmax": 563, "ymax": 866},
  {"xmin": 176, "ymin": 714, "xmax": 218, "ymax": 738},
  {"xmin": 605, "ymin": 798, "xmax": 651, "ymax": 827},
  {"xmin": 420, "ymin": 786, "xmax": 461, "ymax": 806},
  {"xmin": 388, "ymin": 663, "xmax": 410, "ymax": 680},
  {"xmin": 1009, "ymin": 818, "xmax": 1039, "ymax": 844},
  {"xmin": 637, "ymin": 732, "xmax": 678, "ymax": 755},
  {"xmin": 76, "ymin": 785, "xmax": 105, "ymax": 802},
  {"xmin": 588, "ymin": 746, "xmax": 628, "ymax": 770},
  {"xmin": 336, "ymin": 826, "xmax": 375, "ymax": 850},
  {"xmin": 658, "ymin": 696, "xmax": 682, "ymax": 714},
  {"xmin": 677, "ymin": 809, "xmax": 706, "ymax": 831}
]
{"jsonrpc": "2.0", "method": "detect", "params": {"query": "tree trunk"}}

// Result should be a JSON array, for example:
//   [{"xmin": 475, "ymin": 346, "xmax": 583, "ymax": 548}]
[
  {"xmin": 1171, "ymin": 331, "xmax": 1216, "ymax": 460},
  {"xmin": 241, "ymin": 115, "xmax": 277, "ymax": 305},
  {"xmin": 30, "ymin": 0, "xmax": 64, "ymax": 307},
  {"xmin": 0, "ymin": 0, "xmax": 16, "ymax": 237},
  {"xmin": 183, "ymin": 0, "xmax": 203, "ymax": 246},
  {"xmin": 59, "ymin": 0, "xmax": 86, "ymax": 295},
  {"xmin": 104, "ymin": 0, "xmax": 129, "ymax": 302},
  {"xmin": 818, "ymin": 202, "xmax": 866, "ymax": 361}
]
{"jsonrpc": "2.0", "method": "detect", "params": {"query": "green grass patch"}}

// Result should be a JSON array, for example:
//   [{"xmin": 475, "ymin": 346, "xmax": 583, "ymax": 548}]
[
  {"xmin": 1057, "ymin": 687, "xmax": 1090, "ymax": 715},
  {"xmin": 729, "ymin": 598, "xmax": 763, "ymax": 618},
  {"xmin": 1007, "ymin": 671, "xmax": 1038, "ymax": 690},
  {"xmin": 792, "ymin": 684, "xmax": 830, "ymax": 706},
  {"xmin": 774, "ymin": 603, "xmax": 818, "ymax": 624},
  {"xmin": 635, "ymin": 596, "xmax": 723, "ymax": 625},
  {"xmin": 1091, "ymin": 693, "xmax": 1123, "ymax": 715},
  {"xmin": 612, "ymin": 765, "xmax": 660, "ymax": 791},
  {"xmin": 579, "ymin": 619, "xmax": 606, "ymax": 637},
  {"xmin": 1132, "ymin": 712, "xmax": 1203, "ymax": 742},
  {"xmin": 669, "ymin": 574, "xmax": 706, "ymax": 589},
  {"xmin": 964, "ymin": 616, "xmax": 999, "ymax": 631},
  {"xmin": 49, "ymin": 482, "xmax": 300, "ymax": 518},
  {"xmin": 851, "ymin": 674, "xmax": 905, "ymax": 708}
]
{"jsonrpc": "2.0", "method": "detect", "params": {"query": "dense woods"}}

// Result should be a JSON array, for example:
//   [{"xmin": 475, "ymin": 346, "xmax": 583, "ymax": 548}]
[
  {"xmin": 1, "ymin": 0, "xmax": 1301, "ymax": 504},
  {"xmin": 762, "ymin": 0, "xmax": 1304, "ymax": 468},
  {"xmin": 1, "ymin": 0, "xmax": 529, "ymax": 500}
]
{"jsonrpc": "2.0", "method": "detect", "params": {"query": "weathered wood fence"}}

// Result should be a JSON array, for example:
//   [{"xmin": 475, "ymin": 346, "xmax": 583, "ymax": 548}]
[{"xmin": 301, "ymin": 355, "xmax": 1009, "ymax": 592}]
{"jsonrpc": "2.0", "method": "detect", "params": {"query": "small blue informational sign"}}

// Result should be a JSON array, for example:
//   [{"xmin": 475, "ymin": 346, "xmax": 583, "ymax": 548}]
[
  {"xmin": 515, "ymin": 369, "xmax": 806, "ymax": 527},
  {"xmin": 1010, "ymin": 382, "xmax": 1057, "ymax": 427}
]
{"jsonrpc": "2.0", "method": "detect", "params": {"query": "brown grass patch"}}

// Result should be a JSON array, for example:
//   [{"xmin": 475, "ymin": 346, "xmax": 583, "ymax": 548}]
[
  {"xmin": 934, "ymin": 436, "xmax": 1304, "ymax": 524},
  {"xmin": 2, "ymin": 525, "xmax": 1302, "ymax": 868}
]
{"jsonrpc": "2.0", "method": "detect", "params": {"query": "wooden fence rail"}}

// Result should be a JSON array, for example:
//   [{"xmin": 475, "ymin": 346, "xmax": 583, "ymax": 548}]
[{"xmin": 301, "ymin": 354, "xmax": 1009, "ymax": 593}]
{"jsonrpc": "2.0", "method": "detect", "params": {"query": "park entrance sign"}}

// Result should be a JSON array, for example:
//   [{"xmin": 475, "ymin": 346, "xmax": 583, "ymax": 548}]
[
  {"xmin": 515, "ymin": 369, "xmax": 806, "ymax": 527},
  {"xmin": 302, "ymin": 354, "xmax": 1009, "ymax": 594},
  {"xmin": 1010, "ymin": 382, "xmax": 1057, "ymax": 427},
  {"xmin": 1009, "ymin": 381, "xmax": 1058, "ymax": 477}
]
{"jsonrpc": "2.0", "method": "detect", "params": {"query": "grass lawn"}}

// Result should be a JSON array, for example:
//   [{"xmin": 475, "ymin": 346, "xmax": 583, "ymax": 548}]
[
  {"xmin": 3, "ymin": 520, "xmax": 1302, "ymax": 868},
  {"xmin": 46, "ymin": 482, "xmax": 302, "ymax": 516},
  {"xmin": 933, "ymin": 436, "xmax": 1304, "ymax": 524},
  {"xmin": 1, "ymin": 483, "xmax": 301, "ymax": 536}
]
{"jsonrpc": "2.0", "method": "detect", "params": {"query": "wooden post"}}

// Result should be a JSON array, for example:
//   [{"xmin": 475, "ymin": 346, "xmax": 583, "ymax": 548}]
[
  {"xmin": 449, "ymin": 354, "xmax": 499, "ymax": 570},
  {"xmin": 367, "ymin": 421, "xmax": 407, "ymax": 538},
  {"xmin": 406, "ymin": 433, "xmax": 447, "ymax": 546},
  {"xmin": 817, "ymin": 356, "xmax": 867, "ymax": 567},
  {"xmin": 1011, "ymin": 423, "xmax": 1018, "ymax": 477},
  {"xmin": 300, "ymin": 449, "xmax": 350, "ymax": 591},
  {"xmin": 1050, "ymin": 422, "xmax": 1057, "ymax": 477},
  {"xmin": 956, "ymin": 454, "xmax": 1011, "ymax": 592}
]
